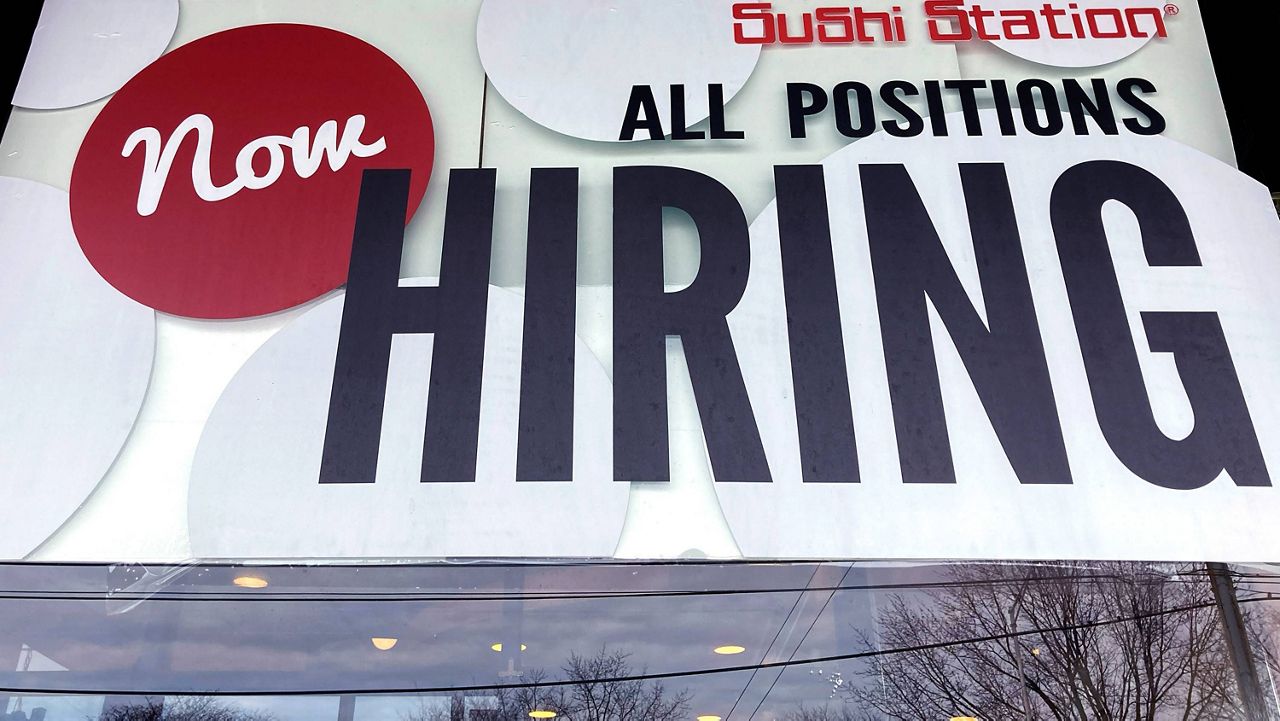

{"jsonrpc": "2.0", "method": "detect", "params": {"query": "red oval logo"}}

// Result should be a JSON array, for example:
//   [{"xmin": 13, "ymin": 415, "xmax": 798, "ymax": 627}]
[{"xmin": 71, "ymin": 24, "xmax": 434, "ymax": 319}]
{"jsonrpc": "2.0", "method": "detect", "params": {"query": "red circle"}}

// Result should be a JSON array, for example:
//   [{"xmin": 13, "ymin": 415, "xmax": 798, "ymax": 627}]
[{"xmin": 71, "ymin": 24, "xmax": 434, "ymax": 319}]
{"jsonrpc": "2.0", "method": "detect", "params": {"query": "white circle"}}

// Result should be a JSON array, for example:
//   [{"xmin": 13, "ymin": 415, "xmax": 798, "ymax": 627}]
[
  {"xmin": 963, "ymin": 0, "xmax": 1168, "ymax": 68},
  {"xmin": 189, "ymin": 286, "xmax": 628, "ymax": 558},
  {"xmin": 14, "ymin": 0, "xmax": 179, "ymax": 109},
  {"xmin": 477, "ymin": 0, "xmax": 761, "ymax": 142},
  {"xmin": 0, "ymin": 177, "xmax": 155, "ymax": 557}
]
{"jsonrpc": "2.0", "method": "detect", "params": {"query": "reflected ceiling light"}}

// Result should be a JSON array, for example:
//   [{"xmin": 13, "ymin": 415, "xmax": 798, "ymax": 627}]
[
  {"xmin": 232, "ymin": 575, "xmax": 268, "ymax": 589},
  {"xmin": 371, "ymin": 637, "xmax": 398, "ymax": 651},
  {"xmin": 528, "ymin": 711, "xmax": 557, "ymax": 719},
  {"xmin": 697, "ymin": 716, "xmax": 723, "ymax": 721},
  {"xmin": 713, "ymin": 645, "xmax": 746, "ymax": 655},
  {"xmin": 491, "ymin": 643, "xmax": 528, "ymax": 652},
  {"xmin": 950, "ymin": 717, "xmax": 980, "ymax": 721}
]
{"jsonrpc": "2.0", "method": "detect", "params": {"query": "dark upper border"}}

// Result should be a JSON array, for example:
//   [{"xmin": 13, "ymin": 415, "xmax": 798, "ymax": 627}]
[
  {"xmin": 0, "ymin": 0, "xmax": 42, "ymax": 136},
  {"xmin": 1201, "ymin": 3, "xmax": 1278, "ymax": 192}
]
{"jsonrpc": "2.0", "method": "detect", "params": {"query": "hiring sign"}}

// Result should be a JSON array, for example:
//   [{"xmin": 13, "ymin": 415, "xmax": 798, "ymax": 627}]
[{"xmin": 2, "ymin": 0, "xmax": 1277, "ymax": 561}]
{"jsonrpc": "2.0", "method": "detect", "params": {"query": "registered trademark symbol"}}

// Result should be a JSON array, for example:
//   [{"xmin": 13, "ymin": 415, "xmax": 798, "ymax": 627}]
[{"xmin": 1164, "ymin": 4, "xmax": 1180, "ymax": 15}]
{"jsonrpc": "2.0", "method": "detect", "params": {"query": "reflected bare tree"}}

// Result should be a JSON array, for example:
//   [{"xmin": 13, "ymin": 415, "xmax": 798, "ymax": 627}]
[
  {"xmin": 837, "ymin": 563, "xmax": 1241, "ymax": 720},
  {"xmin": 780, "ymin": 703, "xmax": 869, "ymax": 721},
  {"xmin": 93, "ymin": 697, "xmax": 274, "ymax": 721},
  {"xmin": 402, "ymin": 648, "xmax": 689, "ymax": 721}
]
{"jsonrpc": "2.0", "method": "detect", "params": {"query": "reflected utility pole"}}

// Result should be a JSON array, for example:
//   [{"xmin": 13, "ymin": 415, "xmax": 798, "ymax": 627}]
[
  {"xmin": 337, "ymin": 695, "xmax": 355, "ymax": 721},
  {"xmin": 1008, "ymin": 581, "xmax": 1034, "ymax": 721},
  {"xmin": 1207, "ymin": 562, "xmax": 1268, "ymax": 721}
]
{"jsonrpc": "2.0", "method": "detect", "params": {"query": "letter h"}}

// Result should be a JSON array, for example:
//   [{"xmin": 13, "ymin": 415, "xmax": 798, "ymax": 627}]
[{"xmin": 319, "ymin": 168, "xmax": 495, "ymax": 484}]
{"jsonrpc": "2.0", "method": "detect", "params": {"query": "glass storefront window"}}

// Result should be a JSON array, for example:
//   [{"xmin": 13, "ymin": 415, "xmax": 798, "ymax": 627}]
[{"xmin": 0, "ymin": 561, "xmax": 1268, "ymax": 720}]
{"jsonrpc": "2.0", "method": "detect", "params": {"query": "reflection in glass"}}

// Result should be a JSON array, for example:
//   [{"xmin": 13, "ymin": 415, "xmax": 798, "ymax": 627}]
[
  {"xmin": 0, "ymin": 561, "xmax": 1269, "ymax": 720},
  {"xmin": 97, "ymin": 697, "xmax": 274, "ymax": 721},
  {"xmin": 841, "ymin": 563, "xmax": 1241, "ymax": 720}
]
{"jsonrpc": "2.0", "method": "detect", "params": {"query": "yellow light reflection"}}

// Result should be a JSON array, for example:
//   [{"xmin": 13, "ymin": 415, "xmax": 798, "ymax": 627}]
[
  {"xmin": 529, "ymin": 711, "xmax": 557, "ymax": 719},
  {"xmin": 232, "ymin": 576, "xmax": 268, "ymax": 589},
  {"xmin": 491, "ymin": 643, "xmax": 529, "ymax": 652},
  {"xmin": 370, "ymin": 637, "xmax": 398, "ymax": 651},
  {"xmin": 712, "ymin": 645, "xmax": 746, "ymax": 655}
]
